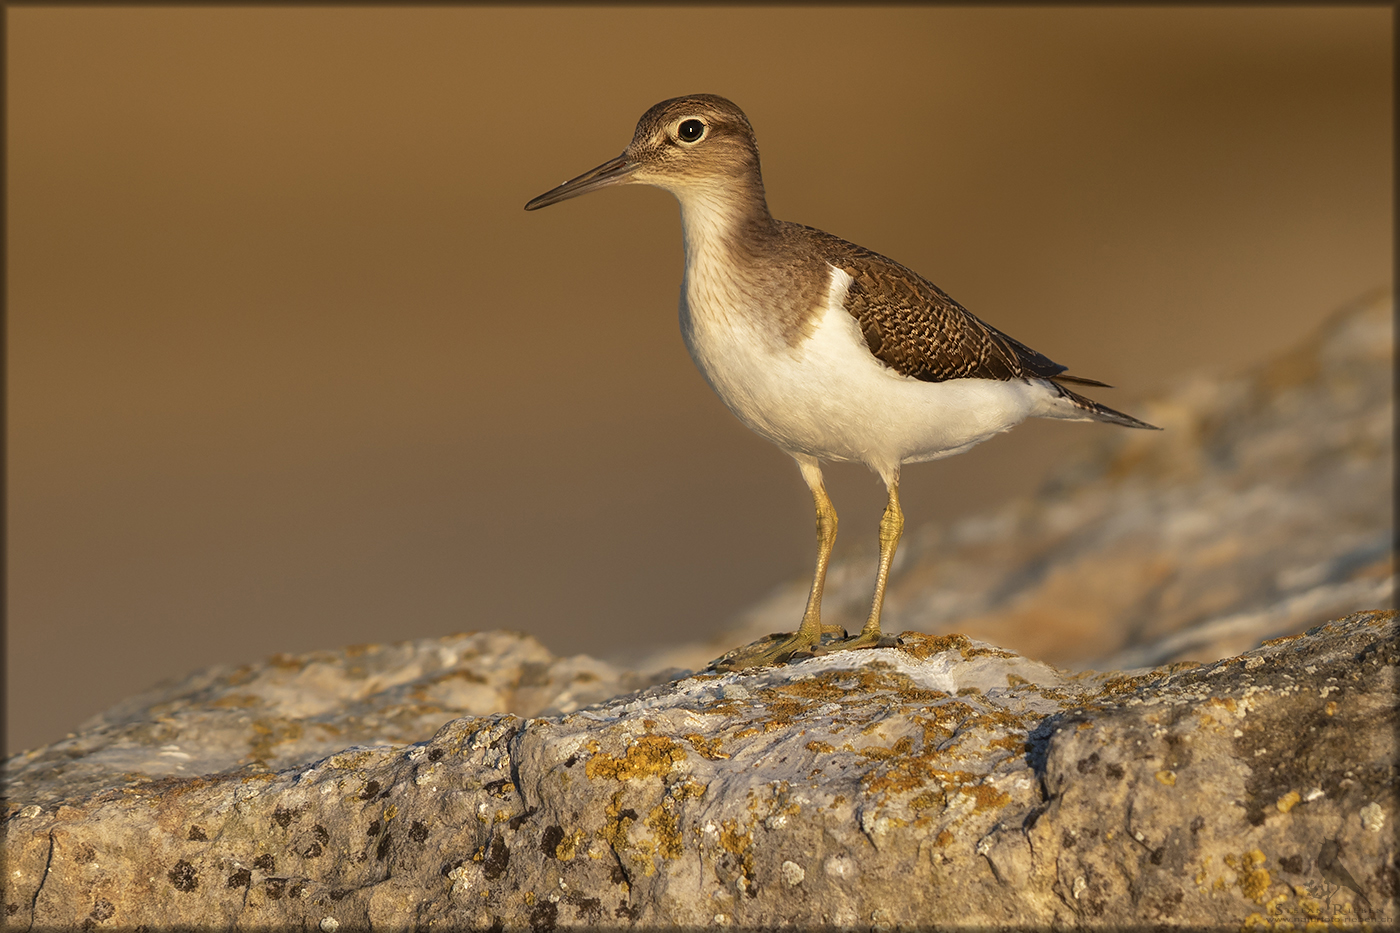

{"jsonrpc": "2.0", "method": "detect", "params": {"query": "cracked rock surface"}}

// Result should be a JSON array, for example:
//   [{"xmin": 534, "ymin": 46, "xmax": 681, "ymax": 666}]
[
  {"xmin": 4, "ymin": 612, "xmax": 1394, "ymax": 929},
  {"xmin": 2, "ymin": 630, "xmax": 679, "ymax": 812}
]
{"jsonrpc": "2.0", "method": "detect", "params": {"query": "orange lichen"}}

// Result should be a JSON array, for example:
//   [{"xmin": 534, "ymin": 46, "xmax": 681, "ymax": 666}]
[
  {"xmin": 718, "ymin": 819, "xmax": 753, "ymax": 860},
  {"xmin": 684, "ymin": 734, "xmax": 729, "ymax": 760},
  {"xmin": 600, "ymin": 793, "xmax": 639, "ymax": 875},
  {"xmin": 969, "ymin": 784, "xmax": 1010, "ymax": 812},
  {"xmin": 898, "ymin": 632, "xmax": 971, "ymax": 659},
  {"xmin": 858, "ymin": 737, "xmax": 914, "ymax": 761},
  {"xmin": 964, "ymin": 646, "xmax": 1016, "ymax": 659},
  {"xmin": 1260, "ymin": 632, "xmax": 1307, "ymax": 648},
  {"xmin": 1236, "ymin": 850, "xmax": 1272, "ymax": 903},
  {"xmin": 863, "ymin": 758, "xmax": 974, "ymax": 798},
  {"xmin": 698, "ymin": 817, "xmax": 754, "ymax": 892},
  {"xmin": 552, "ymin": 828, "xmax": 586, "ymax": 861},
  {"xmin": 987, "ymin": 733, "xmax": 1027, "ymax": 754},
  {"xmin": 1095, "ymin": 674, "xmax": 1154, "ymax": 698},
  {"xmin": 766, "ymin": 679, "xmax": 847, "ymax": 704},
  {"xmin": 896, "ymin": 633, "xmax": 1017, "ymax": 661},
  {"xmin": 645, "ymin": 804, "xmax": 684, "ymax": 860},
  {"xmin": 669, "ymin": 778, "xmax": 706, "ymax": 801},
  {"xmin": 757, "ymin": 697, "xmax": 811, "ymax": 723},
  {"xmin": 585, "ymin": 735, "xmax": 686, "ymax": 782}
]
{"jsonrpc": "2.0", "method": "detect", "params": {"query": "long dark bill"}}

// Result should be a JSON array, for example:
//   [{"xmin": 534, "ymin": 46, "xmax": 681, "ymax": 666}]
[{"xmin": 524, "ymin": 154, "xmax": 637, "ymax": 211}]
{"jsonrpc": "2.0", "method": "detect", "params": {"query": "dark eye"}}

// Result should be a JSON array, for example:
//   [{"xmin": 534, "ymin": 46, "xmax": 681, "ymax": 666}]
[{"xmin": 677, "ymin": 119, "xmax": 705, "ymax": 143}]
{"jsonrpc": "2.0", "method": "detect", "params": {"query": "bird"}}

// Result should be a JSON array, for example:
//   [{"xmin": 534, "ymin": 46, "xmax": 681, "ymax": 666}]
[
  {"xmin": 1317, "ymin": 839, "xmax": 1372, "ymax": 918},
  {"xmin": 525, "ymin": 94, "xmax": 1158, "ymax": 670}
]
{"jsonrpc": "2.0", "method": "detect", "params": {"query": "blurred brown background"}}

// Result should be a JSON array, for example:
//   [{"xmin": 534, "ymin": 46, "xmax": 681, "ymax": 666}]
[{"xmin": 6, "ymin": 7, "xmax": 1391, "ymax": 755}]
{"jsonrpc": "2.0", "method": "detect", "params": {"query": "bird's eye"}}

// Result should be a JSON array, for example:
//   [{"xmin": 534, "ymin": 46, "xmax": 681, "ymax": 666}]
[{"xmin": 677, "ymin": 119, "xmax": 706, "ymax": 143}]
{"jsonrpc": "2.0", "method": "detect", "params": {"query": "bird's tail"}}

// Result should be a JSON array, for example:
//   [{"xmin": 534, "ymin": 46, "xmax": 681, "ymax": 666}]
[{"xmin": 1042, "ymin": 378, "xmax": 1161, "ymax": 430}]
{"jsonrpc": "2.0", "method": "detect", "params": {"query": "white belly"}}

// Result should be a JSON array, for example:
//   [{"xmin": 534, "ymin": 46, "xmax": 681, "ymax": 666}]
[{"xmin": 680, "ymin": 265, "xmax": 1052, "ymax": 476}]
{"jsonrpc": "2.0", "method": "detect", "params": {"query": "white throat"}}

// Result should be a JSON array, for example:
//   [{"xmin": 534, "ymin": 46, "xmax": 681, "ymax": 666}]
[{"xmin": 674, "ymin": 190, "xmax": 759, "ymax": 336}]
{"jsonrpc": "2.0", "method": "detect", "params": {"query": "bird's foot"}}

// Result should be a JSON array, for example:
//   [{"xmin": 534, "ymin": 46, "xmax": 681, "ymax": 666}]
[
  {"xmin": 708, "ymin": 625, "xmax": 844, "ymax": 672},
  {"xmin": 707, "ymin": 625, "xmax": 901, "ymax": 672},
  {"xmin": 828, "ymin": 628, "xmax": 903, "ymax": 652}
]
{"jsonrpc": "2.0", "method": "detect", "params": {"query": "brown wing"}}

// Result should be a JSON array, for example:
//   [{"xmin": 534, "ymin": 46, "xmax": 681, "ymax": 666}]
[{"xmin": 780, "ymin": 222, "xmax": 1093, "ymax": 385}]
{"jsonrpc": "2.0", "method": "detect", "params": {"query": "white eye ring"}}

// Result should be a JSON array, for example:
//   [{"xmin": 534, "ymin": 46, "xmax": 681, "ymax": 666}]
[{"xmin": 675, "ymin": 118, "xmax": 707, "ymax": 144}]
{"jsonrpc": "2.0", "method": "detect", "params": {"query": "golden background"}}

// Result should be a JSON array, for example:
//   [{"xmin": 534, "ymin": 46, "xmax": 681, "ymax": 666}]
[{"xmin": 7, "ymin": 7, "xmax": 1392, "ymax": 754}]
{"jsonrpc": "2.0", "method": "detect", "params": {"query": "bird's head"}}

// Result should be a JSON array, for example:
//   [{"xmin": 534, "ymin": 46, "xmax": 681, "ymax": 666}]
[{"xmin": 525, "ymin": 94, "xmax": 765, "ymax": 211}]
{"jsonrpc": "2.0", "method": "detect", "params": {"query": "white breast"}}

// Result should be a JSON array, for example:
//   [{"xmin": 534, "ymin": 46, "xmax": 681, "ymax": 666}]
[{"xmin": 681, "ymin": 260, "xmax": 1055, "ymax": 477}]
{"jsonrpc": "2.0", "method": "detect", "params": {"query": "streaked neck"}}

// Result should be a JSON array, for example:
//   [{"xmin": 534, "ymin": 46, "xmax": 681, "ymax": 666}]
[{"xmin": 674, "ymin": 180, "xmax": 777, "ymax": 264}]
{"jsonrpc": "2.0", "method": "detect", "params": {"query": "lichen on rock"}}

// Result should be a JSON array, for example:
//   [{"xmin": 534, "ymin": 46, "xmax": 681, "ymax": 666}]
[{"xmin": 3, "ymin": 611, "xmax": 1394, "ymax": 929}]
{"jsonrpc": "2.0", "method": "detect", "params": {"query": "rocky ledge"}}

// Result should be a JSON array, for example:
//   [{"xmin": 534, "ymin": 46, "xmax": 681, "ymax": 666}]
[{"xmin": 4, "ymin": 610, "xmax": 1395, "ymax": 930}]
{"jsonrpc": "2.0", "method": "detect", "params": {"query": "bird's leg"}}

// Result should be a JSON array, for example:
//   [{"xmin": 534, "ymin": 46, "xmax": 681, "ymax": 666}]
[
  {"xmin": 796, "ymin": 457, "xmax": 844, "ymax": 640},
  {"xmin": 711, "ymin": 457, "xmax": 839, "ymax": 670},
  {"xmin": 836, "ymin": 470, "xmax": 904, "ymax": 651}
]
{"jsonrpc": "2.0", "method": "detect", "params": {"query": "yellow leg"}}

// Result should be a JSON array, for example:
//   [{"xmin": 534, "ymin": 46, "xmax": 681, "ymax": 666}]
[
  {"xmin": 711, "ymin": 457, "xmax": 841, "ymax": 670},
  {"xmin": 836, "ymin": 472, "xmax": 904, "ymax": 650},
  {"xmin": 797, "ymin": 457, "xmax": 843, "ymax": 641}
]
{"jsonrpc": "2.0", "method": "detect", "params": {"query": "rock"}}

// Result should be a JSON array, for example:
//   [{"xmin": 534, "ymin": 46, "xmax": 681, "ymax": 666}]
[
  {"xmin": 4, "ymin": 611, "xmax": 1394, "ymax": 929},
  {"xmin": 641, "ymin": 291, "xmax": 1394, "ymax": 674},
  {"xmin": 1, "ymin": 630, "xmax": 678, "ymax": 812}
]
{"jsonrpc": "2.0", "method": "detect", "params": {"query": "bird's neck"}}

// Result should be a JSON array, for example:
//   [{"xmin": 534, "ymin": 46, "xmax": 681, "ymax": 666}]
[
  {"xmin": 672, "ymin": 177, "xmax": 804, "ymax": 342},
  {"xmin": 673, "ymin": 178, "xmax": 778, "ymax": 269}
]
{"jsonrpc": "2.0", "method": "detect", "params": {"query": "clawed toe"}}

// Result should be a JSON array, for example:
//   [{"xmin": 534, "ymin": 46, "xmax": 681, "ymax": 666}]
[
  {"xmin": 829, "ymin": 631, "xmax": 904, "ymax": 652},
  {"xmin": 708, "ymin": 628, "xmax": 902, "ymax": 672},
  {"xmin": 709, "ymin": 631, "xmax": 820, "ymax": 671}
]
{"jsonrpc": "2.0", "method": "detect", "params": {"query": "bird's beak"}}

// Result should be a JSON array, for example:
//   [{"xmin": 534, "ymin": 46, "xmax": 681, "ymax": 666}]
[{"xmin": 524, "ymin": 153, "xmax": 639, "ymax": 211}]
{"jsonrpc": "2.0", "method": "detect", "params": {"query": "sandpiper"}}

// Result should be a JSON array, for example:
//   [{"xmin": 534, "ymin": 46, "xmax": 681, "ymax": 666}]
[{"xmin": 526, "ymin": 94, "xmax": 1158, "ymax": 670}]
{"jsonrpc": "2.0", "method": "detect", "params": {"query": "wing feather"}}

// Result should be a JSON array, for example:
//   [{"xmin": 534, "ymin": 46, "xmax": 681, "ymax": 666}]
[{"xmin": 780, "ymin": 222, "xmax": 1096, "ymax": 385}]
